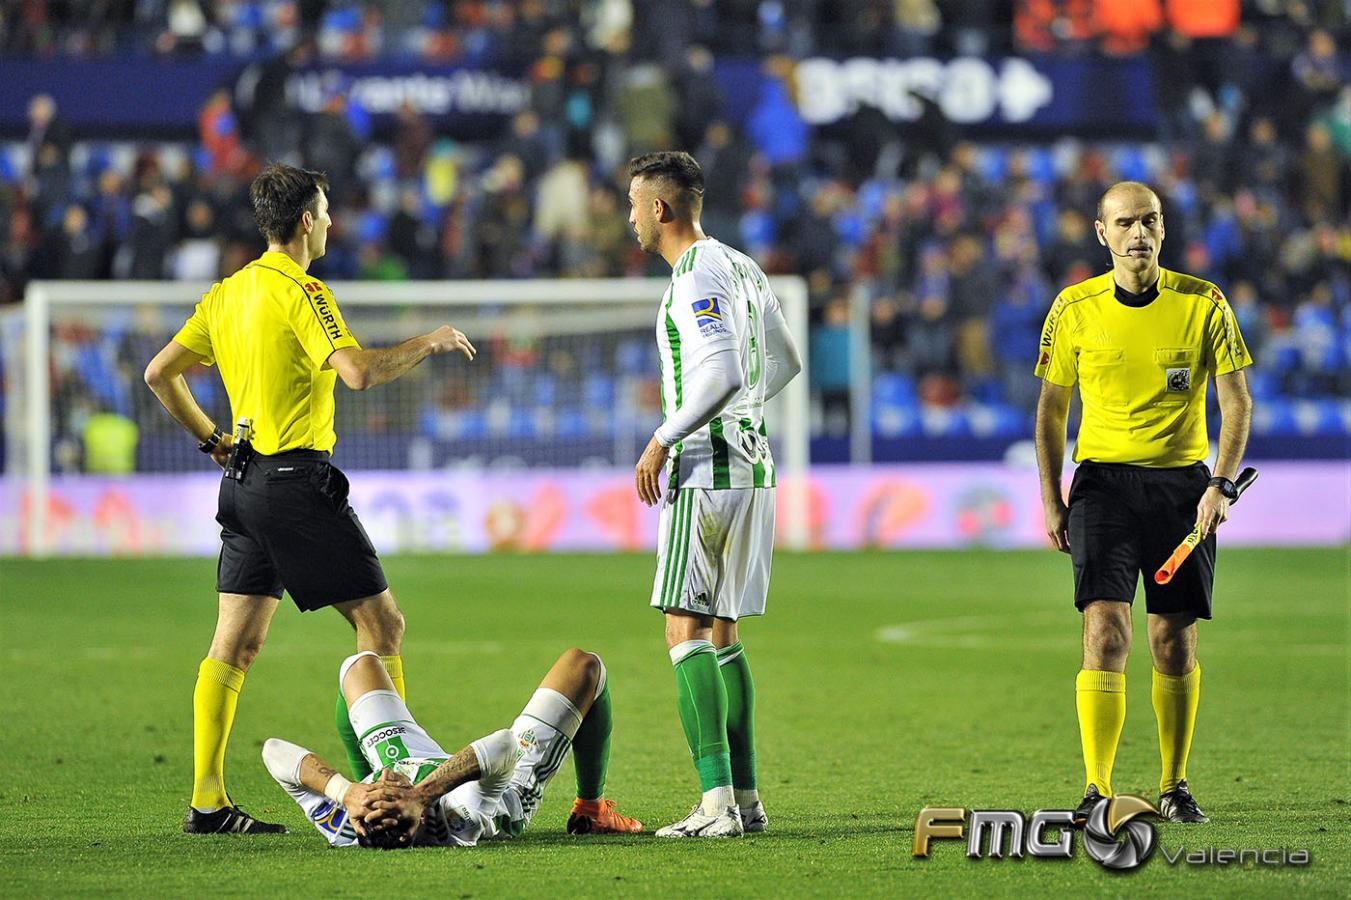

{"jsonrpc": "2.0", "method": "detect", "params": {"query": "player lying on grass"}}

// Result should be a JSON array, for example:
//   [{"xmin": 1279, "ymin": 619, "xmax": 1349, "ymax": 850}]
[{"xmin": 262, "ymin": 648, "xmax": 642, "ymax": 846}]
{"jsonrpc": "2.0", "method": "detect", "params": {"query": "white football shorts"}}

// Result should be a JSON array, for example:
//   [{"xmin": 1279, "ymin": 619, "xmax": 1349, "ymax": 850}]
[
  {"xmin": 649, "ymin": 487, "xmax": 775, "ymax": 620},
  {"xmin": 349, "ymin": 688, "xmax": 450, "ymax": 772}
]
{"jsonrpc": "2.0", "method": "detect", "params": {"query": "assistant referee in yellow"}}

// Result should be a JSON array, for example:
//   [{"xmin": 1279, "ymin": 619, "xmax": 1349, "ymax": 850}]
[
  {"xmin": 1034, "ymin": 181, "xmax": 1253, "ymax": 825},
  {"xmin": 145, "ymin": 164, "xmax": 476, "ymax": 834}
]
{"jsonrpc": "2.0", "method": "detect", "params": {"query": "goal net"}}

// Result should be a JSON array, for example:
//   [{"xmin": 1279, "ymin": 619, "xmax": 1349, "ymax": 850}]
[{"xmin": 3, "ymin": 278, "xmax": 809, "ymax": 556}]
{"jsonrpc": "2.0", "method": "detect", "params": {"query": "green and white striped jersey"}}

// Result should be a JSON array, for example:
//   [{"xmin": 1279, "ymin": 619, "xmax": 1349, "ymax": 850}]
[{"xmin": 657, "ymin": 237, "xmax": 785, "ymax": 490}]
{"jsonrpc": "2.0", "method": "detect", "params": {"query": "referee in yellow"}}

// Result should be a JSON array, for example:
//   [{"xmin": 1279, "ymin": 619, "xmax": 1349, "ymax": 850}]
[
  {"xmin": 1034, "ymin": 181, "xmax": 1253, "ymax": 824},
  {"xmin": 144, "ymin": 164, "xmax": 476, "ymax": 834}
]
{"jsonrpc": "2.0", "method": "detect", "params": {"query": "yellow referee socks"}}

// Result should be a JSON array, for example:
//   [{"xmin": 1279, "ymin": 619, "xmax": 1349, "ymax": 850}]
[
  {"xmin": 1153, "ymin": 664, "xmax": 1201, "ymax": 794},
  {"xmin": 381, "ymin": 655, "xmax": 406, "ymax": 700},
  {"xmin": 191, "ymin": 658, "xmax": 246, "ymax": 811},
  {"xmin": 1076, "ymin": 669, "xmax": 1126, "ymax": 796}
]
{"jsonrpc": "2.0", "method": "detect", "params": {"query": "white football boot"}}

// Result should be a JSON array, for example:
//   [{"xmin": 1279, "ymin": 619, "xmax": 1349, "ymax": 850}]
[
  {"xmin": 655, "ymin": 804, "xmax": 744, "ymax": 838},
  {"xmin": 738, "ymin": 801, "xmax": 768, "ymax": 833}
]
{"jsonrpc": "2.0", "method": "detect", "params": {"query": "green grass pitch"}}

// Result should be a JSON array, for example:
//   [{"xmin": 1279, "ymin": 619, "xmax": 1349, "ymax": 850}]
[{"xmin": 1, "ymin": 549, "xmax": 1347, "ymax": 897}]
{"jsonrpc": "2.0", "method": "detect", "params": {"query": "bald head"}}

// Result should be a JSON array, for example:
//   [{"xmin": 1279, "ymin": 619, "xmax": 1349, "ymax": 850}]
[
  {"xmin": 1094, "ymin": 180, "xmax": 1165, "ymax": 284},
  {"xmin": 1096, "ymin": 181, "xmax": 1160, "ymax": 224}
]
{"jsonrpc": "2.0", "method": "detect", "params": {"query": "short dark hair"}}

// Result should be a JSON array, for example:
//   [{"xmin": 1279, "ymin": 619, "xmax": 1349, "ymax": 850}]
[
  {"xmin": 250, "ymin": 163, "xmax": 329, "ymax": 244},
  {"xmin": 357, "ymin": 825, "xmax": 410, "ymax": 850},
  {"xmin": 627, "ymin": 151, "xmax": 704, "ymax": 219}
]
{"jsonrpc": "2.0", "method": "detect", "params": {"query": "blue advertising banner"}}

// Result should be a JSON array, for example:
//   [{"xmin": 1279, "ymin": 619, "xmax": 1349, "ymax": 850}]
[
  {"xmin": 0, "ymin": 58, "xmax": 528, "ymax": 137},
  {"xmin": 1, "ymin": 53, "xmax": 1153, "ymax": 138},
  {"xmin": 715, "ymin": 55, "xmax": 1159, "ymax": 136}
]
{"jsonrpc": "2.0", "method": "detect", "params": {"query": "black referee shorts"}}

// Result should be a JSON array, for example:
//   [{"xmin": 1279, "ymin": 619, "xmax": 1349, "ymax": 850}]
[
  {"xmin": 215, "ymin": 450, "xmax": 388, "ymax": 611},
  {"xmin": 1067, "ymin": 461, "xmax": 1215, "ymax": 619}
]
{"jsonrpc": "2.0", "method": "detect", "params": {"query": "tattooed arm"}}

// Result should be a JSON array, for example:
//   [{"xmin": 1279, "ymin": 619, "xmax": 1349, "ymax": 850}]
[{"xmin": 408, "ymin": 746, "xmax": 483, "ymax": 808}]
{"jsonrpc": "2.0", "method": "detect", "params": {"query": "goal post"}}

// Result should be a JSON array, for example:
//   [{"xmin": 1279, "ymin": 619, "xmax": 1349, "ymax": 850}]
[{"xmin": 9, "ymin": 277, "xmax": 809, "ymax": 557}]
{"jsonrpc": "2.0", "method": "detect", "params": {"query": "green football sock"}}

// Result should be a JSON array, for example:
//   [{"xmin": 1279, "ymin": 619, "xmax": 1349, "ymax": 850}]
[
  {"xmin": 717, "ymin": 642, "xmax": 757, "ymax": 791},
  {"xmin": 336, "ymin": 692, "xmax": 372, "ymax": 780},
  {"xmin": 671, "ymin": 640, "xmax": 732, "ymax": 792},
  {"xmin": 572, "ymin": 683, "xmax": 613, "ymax": 801}
]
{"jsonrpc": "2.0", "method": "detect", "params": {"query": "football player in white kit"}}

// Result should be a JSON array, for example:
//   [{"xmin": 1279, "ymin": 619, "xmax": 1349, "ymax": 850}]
[
  {"xmin": 628, "ymin": 151, "xmax": 802, "ymax": 838},
  {"xmin": 261, "ymin": 648, "xmax": 642, "ymax": 847}
]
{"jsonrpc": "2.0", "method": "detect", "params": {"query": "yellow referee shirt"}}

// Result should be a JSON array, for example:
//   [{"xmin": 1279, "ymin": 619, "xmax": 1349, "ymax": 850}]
[
  {"xmin": 1034, "ymin": 268, "xmax": 1252, "ymax": 467},
  {"xmin": 173, "ymin": 250, "xmax": 361, "ymax": 455}
]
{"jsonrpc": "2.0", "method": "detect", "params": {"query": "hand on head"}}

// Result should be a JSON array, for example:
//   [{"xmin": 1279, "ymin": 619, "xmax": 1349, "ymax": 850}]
[{"xmin": 354, "ymin": 768, "xmax": 425, "ymax": 848}]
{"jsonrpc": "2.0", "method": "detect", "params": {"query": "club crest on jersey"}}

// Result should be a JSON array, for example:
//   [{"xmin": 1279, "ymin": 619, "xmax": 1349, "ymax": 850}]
[
  {"xmin": 692, "ymin": 297, "xmax": 729, "ymax": 336},
  {"xmin": 1166, "ymin": 368, "xmax": 1191, "ymax": 392}
]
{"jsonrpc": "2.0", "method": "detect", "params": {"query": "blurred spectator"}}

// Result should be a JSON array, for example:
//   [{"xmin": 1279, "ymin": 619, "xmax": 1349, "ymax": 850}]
[
  {"xmin": 392, "ymin": 101, "xmax": 433, "ymax": 181},
  {"xmin": 991, "ymin": 259, "xmax": 1050, "ymax": 409},
  {"xmin": 122, "ymin": 162, "xmax": 176, "ymax": 280},
  {"xmin": 498, "ymin": 111, "xmax": 551, "ymax": 183},
  {"xmin": 26, "ymin": 95, "xmax": 71, "ymax": 173},
  {"xmin": 535, "ymin": 159, "xmax": 590, "ymax": 255},
  {"xmin": 949, "ymin": 233, "xmax": 998, "ymax": 379},
  {"xmin": 746, "ymin": 68, "xmax": 807, "ymax": 168},
  {"xmin": 1297, "ymin": 122, "xmax": 1344, "ymax": 224},
  {"xmin": 1291, "ymin": 28, "xmax": 1342, "ymax": 115},
  {"xmin": 198, "ymin": 89, "xmax": 248, "ymax": 178},
  {"xmin": 235, "ymin": 41, "xmax": 314, "ymax": 165},
  {"xmin": 892, "ymin": 0, "xmax": 941, "ymax": 56},
  {"xmin": 387, "ymin": 187, "xmax": 438, "ymax": 278},
  {"xmin": 302, "ymin": 88, "xmax": 362, "ymax": 201},
  {"xmin": 170, "ymin": 198, "xmax": 221, "ymax": 280},
  {"xmin": 51, "ymin": 203, "xmax": 106, "ymax": 279},
  {"xmin": 618, "ymin": 63, "xmax": 676, "ymax": 155},
  {"xmin": 474, "ymin": 154, "xmax": 531, "ymax": 277},
  {"xmin": 1191, "ymin": 111, "xmax": 1237, "ymax": 197},
  {"xmin": 673, "ymin": 45, "xmax": 722, "ymax": 152},
  {"xmin": 1043, "ymin": 209, "xmax": 1097, "ymax": 285}
]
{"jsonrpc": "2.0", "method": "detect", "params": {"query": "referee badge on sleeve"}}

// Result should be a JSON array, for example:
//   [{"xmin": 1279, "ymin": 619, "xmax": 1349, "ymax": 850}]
[{"xmin": 1165, "ymin": 368, "xmax": 1191, "ymax": 392}]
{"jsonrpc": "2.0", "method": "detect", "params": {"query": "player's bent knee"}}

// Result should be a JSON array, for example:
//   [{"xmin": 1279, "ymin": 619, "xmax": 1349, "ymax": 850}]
[
  {"xmin": 339, "ymin": 650, "xmax": 384, "ymax": 694},
  {"xmin": 568, "ymin": 649, "xmax": 605, "ymax": 696},
  {"xmin": 563, "ymin": 647, "xmax": 600, "ymax": 673},
  {"xmin": 472, "ymin": 728, "xmax": 518, "ymax": 782}
]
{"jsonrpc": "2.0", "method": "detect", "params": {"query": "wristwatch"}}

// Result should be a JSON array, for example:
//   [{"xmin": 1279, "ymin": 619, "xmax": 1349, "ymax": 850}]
[
  {"xmin": 198, "ymin": 427, "xmax": 226, "ymax": 454},
  {"xmin": 1207, "ymin": 476, "xmax": 1238, "ymax": 500}
]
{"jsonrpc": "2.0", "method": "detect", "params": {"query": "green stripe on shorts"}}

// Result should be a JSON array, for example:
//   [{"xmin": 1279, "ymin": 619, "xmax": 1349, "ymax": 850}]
[
  {"xmin": 661, "ymin": 491, "xmax": 693, "ymax": 608},
  {"xmin": 709, "ymin": 419, "xmax": 732, "ymax": 489},
  {"xmin": 657, "ymin": 491, "xmax": 682, "ymax": 608}
]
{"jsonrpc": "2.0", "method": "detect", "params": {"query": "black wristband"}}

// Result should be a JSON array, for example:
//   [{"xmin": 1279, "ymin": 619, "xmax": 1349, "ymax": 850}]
[
  {"xmin": 1207, "ymin": 476, "xmax": 1238, "ymax": 500},
  {"xmin": 198, "ymin": 427, "xmax": 225, "ymax": 454}
]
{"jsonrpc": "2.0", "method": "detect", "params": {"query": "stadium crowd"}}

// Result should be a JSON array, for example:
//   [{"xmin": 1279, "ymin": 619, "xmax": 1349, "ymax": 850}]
[{"xmin": 0, "ymin": 0, "xmax": 1347, "ymax": 467}]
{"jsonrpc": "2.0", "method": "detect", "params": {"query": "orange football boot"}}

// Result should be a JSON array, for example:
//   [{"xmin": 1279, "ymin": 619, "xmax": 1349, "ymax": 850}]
[{"xmin": 567, "ymin": 798, "xmax": 644, "ymax": 834}]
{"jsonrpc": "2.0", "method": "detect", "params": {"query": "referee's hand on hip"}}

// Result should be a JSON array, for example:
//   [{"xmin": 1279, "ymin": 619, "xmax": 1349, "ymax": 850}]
[{"xmin": 210, "ymin": 432, "xmax": 234, "ymax": 469}]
